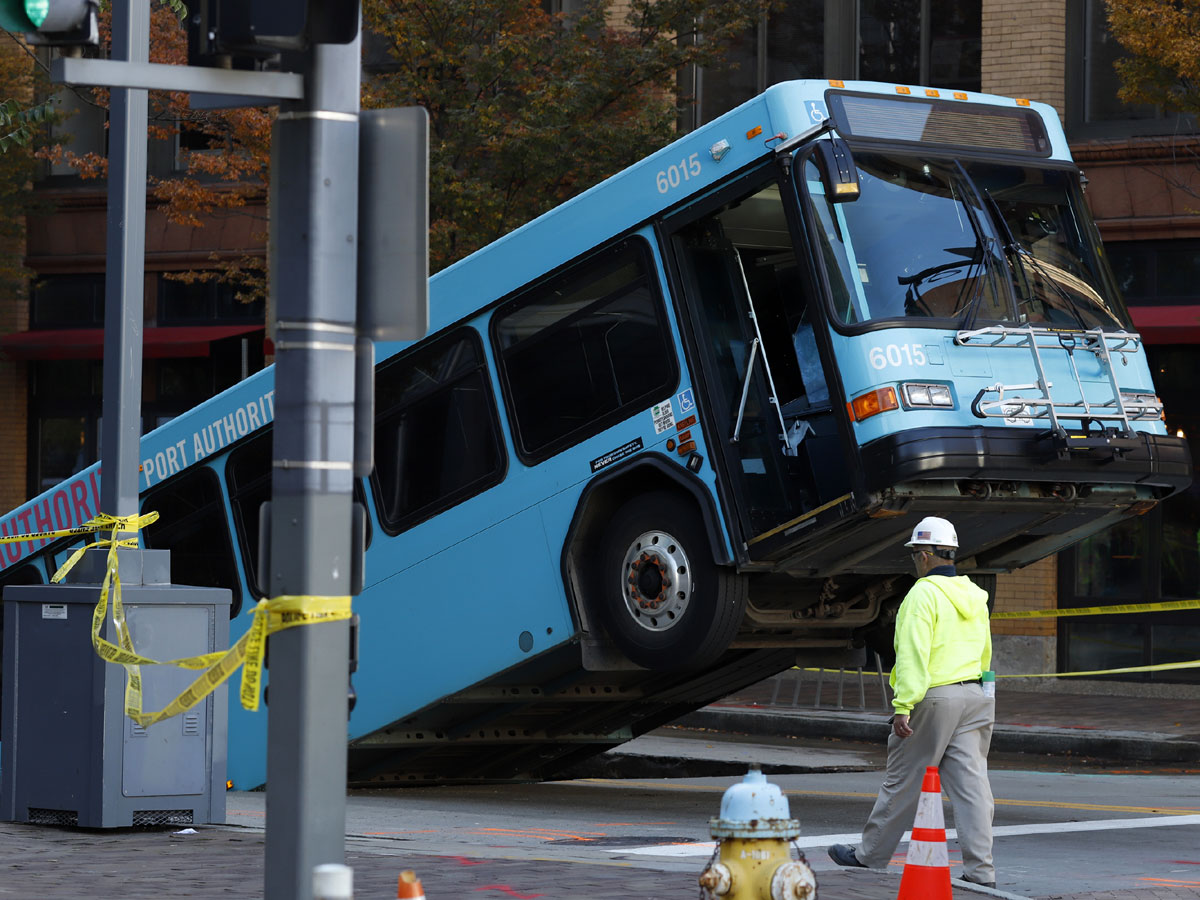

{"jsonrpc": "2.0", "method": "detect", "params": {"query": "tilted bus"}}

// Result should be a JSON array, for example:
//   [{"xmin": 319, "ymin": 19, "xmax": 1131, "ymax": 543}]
[{"xmin": 0, "ymin": 80, "xmax": 1191, "ymax": 787}]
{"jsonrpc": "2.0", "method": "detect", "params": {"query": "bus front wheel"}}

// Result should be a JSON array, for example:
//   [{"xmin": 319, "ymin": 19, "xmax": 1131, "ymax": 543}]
[{"xmin": 595, "ymin": 491, "xmax": 746, "ymax": 671}]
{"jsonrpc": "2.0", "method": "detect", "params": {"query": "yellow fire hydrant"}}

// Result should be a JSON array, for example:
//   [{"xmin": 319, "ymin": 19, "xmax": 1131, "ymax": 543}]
[{"xmin": 698, "ymin": 767, "xmax": 817, "ymax": 900}]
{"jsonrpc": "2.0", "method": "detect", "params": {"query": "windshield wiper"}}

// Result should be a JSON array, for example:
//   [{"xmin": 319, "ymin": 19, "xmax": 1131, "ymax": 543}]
[
  {"xmin": 980, "ymin": 188, "xmax": 1090, "ymax": 330},
  {"xmin": 951, "ymin": 162, "xmax": 999, "ymax": 330}
]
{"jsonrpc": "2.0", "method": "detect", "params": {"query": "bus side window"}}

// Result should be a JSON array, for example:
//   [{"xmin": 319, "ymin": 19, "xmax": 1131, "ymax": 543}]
[
  {"xmin": 142, "ymin": 467, "xmax": 243, "ymax": 615},
  {"xmin": 492, "ymin": 239, "xmax": 677, "ymax": 463},
  {"xmin": 226, "ymin": 430, "xmax": 374, "ymax": 598},
  {"xmin": 371, "ymin": 328, "xmax": 505, "ymax": 535},
  {"xmin": 227, "ymin": 431, "xmax": 272, "ymax": 599}
]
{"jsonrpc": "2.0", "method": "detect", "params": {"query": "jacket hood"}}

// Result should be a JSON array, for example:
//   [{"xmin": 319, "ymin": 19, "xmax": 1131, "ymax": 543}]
[{"xmin": 924, "ymin": 575, "xmax": 990, "ymax": 620}]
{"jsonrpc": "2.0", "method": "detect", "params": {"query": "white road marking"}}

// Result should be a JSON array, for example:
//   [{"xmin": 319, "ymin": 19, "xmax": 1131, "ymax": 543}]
[{"xmin": 615, "ymin": 814, "xmax": 1200, "ymax": 857}]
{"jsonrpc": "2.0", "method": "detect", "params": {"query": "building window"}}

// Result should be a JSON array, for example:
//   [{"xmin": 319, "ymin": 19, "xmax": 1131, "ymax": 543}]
[
  {"xmin": 28, "ymin": 360, "xmax": 102, "ymax": 496},
  {"xmin": 689, "ymin": 1, "xmax": 980, "ymax": 128},
  {"xmin": 692, "ymin": 1, "xmax": 825, "ymax": 127},
  {"xmin": 158, "ymin": 276, "xmax": 264, "ymax": 325},
  {"xmin": 30, "ymin": 274, "xmax": 105, "ymax": 328},
  {"xmin": 1106, "ymin": 240, "xmax": 1200, "ymax": 307},
  {"xmin": 1065, "ymin": 0, "xmax": 1192, "ymax": 139},
  {"xmin": 492, "ymin": 239, "xmax": 677, "ymax": 464},
  {"xmin": 859, "ymin": 0, "xmax": 980, "ymax": 92}
]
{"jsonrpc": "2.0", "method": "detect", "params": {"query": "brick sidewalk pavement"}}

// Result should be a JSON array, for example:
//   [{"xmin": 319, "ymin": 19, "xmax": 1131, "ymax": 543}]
[
  {"xmin": 7, "ymin": 819, "xmax": 1198, "ymax": 900},
  {"xmin": 0, "ymin": 821, "xmax": 1003, "ymax": 900}
]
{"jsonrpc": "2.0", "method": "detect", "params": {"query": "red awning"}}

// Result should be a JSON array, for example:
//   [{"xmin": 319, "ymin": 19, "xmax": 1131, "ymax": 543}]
[
  {"xmin": 0, "ymin": 325, "xmax": 264, "ymax": 360},
  {"xmin": 1128, "ymin": 306, "xmax": 1200, "ymax": 345}
]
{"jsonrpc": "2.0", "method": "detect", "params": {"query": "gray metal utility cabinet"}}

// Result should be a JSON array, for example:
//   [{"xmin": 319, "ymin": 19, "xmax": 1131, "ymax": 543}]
[{"xmin": 1, "ymin": 548, "xmax": 229, "ymax": 828}]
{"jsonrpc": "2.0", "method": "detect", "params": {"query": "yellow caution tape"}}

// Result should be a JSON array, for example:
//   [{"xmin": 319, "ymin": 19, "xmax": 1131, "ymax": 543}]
[
  {"xmin": 96, "ymin": 590, "xmax": 352, "ymax": 728},
  {"xmin": 992, "ymin": 598, "xmax": 1200, "ymax": 619},
  {"xmin": 797, "ymin": 658, "xmax": 1200, "ymax": 680},
  {"xmin": 0, "ymin": 512, "xmax": 153, "ymax": 548},
  {"xmin": 998, "ymin": 659, "xmax": 1200, "ymax": 679},
  {"xmin": 4, "ymin": 511, "xmax": 351, "ymax": 727}
]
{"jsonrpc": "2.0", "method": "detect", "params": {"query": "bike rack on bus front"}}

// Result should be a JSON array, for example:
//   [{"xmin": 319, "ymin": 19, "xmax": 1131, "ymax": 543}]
[{"xmin": 956, "ymin": 325, "xmax": 1163, "ymax": 458}]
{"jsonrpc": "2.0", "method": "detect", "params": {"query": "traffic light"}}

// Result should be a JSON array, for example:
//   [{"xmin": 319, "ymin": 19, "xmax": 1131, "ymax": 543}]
[
  {"xmin": 0, "ymin": 0, "xmax": 98, "ymax": 45},
  {"xmin": 188, "ymin": 0, "xmax": 358, "ymax": 67}
]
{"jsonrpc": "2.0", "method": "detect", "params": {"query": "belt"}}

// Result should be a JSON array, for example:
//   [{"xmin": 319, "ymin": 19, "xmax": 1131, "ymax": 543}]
[{"xmin": 955, "ymin": 678, "xmax": 982, "ymax": 685}]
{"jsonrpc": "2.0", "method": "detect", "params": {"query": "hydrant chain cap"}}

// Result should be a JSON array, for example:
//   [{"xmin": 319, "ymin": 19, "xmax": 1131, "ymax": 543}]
[{"xmin": 710, "ymin": 767, "xmax": 800, "ymax": 839}]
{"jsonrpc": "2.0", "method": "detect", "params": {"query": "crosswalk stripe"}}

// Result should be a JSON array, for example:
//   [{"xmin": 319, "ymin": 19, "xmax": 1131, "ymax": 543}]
[{"xmin": 614, "ymin": 814, "xmax": 1200, "ymax": 857}]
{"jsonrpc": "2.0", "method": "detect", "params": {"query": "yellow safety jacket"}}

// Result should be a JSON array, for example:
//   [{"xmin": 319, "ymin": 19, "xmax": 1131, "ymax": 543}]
[{"xmin": 890, "ymin": 574, "xmax": 992, "ymax": 715}]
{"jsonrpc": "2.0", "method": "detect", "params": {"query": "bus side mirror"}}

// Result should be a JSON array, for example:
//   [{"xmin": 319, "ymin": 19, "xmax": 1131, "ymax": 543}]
[{"xmin": 814, "ymin": 138, "xmax": 860, "ymax": 203}]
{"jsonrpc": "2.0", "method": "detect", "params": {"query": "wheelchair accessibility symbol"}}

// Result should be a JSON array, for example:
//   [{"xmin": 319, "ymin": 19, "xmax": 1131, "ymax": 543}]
[{"xmin": 807, "ymin": 100, "xmax": 827, "ymax": 124}]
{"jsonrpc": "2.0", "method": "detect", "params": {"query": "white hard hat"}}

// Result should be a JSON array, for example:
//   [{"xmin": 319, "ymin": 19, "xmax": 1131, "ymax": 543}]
[{"xmin": 904, "ymin": 516, "xmax": 959, "ymax": 549}]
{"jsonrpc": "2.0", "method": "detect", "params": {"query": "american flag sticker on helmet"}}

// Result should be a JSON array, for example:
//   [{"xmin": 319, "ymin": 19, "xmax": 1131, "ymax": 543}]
[{"xmin": 917, "ymin": 531, "xmax": 931, "ymax": 540}]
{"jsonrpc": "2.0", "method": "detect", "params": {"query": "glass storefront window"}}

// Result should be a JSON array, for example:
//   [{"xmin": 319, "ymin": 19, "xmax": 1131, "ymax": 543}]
[
  {"xmin": 1161, "ymin": 487, "xmax": 1200, "ymax": 600},
  {"xmin": 1061, "ymin": 344, "xmax": 1198, "ymax": 682},
  {"xmin": 1065, "ymin": 622, "xmax": 1145, "ymax": 675},
  {"xmin": 1072, "ymin": 515, "xmax": 1147, "ymax": 599},
  {"xmin": 1151, "ymin": 625, "xmax": 1200, "ymax": 683}
]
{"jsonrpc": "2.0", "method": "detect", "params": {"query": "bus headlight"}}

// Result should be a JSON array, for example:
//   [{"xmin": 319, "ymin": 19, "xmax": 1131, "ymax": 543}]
[{"xmin": 900, "ymin": 382, "xmax": 955, "ymax": 409}]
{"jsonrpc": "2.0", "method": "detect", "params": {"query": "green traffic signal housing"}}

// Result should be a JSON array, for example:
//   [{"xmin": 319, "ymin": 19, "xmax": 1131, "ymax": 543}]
[{"xmin": 0, "ymin": 0, "xmax": 97, "ymax": 44}]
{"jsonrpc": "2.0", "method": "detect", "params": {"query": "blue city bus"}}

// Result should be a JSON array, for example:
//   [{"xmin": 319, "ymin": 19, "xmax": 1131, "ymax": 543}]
[{"xmin": 1, "ymin": 80, "xmax": 1191, "ymax": 787}]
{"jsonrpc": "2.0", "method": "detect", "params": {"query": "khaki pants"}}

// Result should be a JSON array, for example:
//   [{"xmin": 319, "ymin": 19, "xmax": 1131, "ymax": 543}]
[{"xmin": 854, "ymin": 682, "xmax": 996, "ymax": 884}]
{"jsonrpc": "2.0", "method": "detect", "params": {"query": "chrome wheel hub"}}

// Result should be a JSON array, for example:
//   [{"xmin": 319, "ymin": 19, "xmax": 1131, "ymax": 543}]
[{"xmin": 620, "ymin": 529, "xmax": 692, "ymax": 632}]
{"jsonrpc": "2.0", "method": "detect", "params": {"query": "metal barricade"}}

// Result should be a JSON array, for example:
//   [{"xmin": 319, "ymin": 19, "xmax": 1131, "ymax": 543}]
[{"xmin": 765, "ymin": 653, "xmax": 893, "ymax": 712}]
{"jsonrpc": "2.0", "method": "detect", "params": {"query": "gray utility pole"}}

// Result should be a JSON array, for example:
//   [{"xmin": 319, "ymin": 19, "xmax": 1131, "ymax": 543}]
[
  {"xmin": 263, "ymin": 34, "xmax": 361, "ymax": 900},
  {"xmin": 100, "ymin": 0, "xmax": 149, "ymax": 526},
  {"xmin": 49, "ymin": 4, "xmax": 426, "ymax": 893}
]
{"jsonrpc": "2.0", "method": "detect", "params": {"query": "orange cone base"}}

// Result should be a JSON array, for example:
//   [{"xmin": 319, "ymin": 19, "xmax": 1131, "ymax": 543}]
[{"xmin": 897, "ymin": 861, "xmax": 952, "ymax": 900}]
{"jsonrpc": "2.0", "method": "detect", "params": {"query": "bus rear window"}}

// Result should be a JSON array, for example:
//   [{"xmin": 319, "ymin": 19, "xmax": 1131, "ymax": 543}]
[{"xmin": 492, "ymin": 240, "xmax": 677, "ymax": 463}]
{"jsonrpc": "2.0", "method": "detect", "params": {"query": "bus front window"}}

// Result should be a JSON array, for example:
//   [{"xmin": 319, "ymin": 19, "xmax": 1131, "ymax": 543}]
[
  {"xmin": 966, "ymin": 162, "xmax": 1126, "ymax": 330},
  {"xmin": 806, "ymin": 152, "xmax": 1006, "ymax": 327},
  {"xmin": 804, "ymin": 150, "xmax": 1130, "ymax": 331}
]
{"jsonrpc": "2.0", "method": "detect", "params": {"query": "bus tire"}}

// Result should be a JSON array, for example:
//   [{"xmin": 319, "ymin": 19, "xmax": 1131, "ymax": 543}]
[{"xmin": 595, "ymin": 491, "xmax": 746, "ymax": 671}]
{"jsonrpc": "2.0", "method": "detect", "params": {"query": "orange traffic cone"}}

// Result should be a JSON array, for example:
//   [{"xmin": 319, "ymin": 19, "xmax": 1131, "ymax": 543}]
[
  {"xmin": 397, "ymin": 869, "xmax": 426, "ymax": 899},
  {"xmin": 897, "ymin": 766, "xmax": 952, "ymax": 900}
]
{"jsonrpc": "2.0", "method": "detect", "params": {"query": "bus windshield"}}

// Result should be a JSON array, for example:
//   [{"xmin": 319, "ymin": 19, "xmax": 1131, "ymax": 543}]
[{"xmin": 805, "ymin": 151, "xmax": 1128, "ymax": 331}]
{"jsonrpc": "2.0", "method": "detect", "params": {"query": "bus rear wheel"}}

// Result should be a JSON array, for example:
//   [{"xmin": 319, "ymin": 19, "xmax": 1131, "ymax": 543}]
[{"xmin": 595, "ymin": 491, "xmax": 746, "ymax": 671}]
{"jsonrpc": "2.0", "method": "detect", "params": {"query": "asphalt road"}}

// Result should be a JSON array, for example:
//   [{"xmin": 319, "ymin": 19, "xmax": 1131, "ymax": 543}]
[{"xmin": 218, "ymin": 730, "xmax": 1200, "ymax": 898}]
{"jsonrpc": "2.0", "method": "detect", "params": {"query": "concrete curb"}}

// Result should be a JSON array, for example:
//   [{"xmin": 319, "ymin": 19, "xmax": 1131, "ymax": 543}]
[
  {"xmin": 677, "ymin": 706, "xmax": 1200, "ymax": 763},
  {"xmin": 839, "ymin": 865, "xmax": 1034, "ymax": 899}
]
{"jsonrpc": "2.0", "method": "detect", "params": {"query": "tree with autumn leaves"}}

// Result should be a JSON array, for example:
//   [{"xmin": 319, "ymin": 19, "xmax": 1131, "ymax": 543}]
[
  {"xmin": 1106, "ymin": 0, "xmax": 1200, "ymax": 117},
  {"xmin": 362, "ymin": 0, "xmax": 774, "ymax": 268},
  {"xmin": 1105, "ymin": 0, "xmax": 1200, "ymax": 204},
  {"xmin": 17, "ymin": 0, "xmax": 773, "ymax": 289}
]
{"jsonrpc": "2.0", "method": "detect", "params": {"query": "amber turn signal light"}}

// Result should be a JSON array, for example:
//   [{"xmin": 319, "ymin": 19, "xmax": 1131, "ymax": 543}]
[{"xmin": 848, "ymin": 387, "xmax": 899, "ymax": 422}]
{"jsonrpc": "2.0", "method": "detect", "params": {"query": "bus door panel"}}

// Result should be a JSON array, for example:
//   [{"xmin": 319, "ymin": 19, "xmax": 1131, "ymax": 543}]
[{"xmin": 666, "ymin": 180, "xmax": 823, "ymax": 548}]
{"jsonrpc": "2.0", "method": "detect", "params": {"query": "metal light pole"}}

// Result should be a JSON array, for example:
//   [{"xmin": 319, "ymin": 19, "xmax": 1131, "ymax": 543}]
[
  {"xmin": 99, "ymin": 0, "xmax": 148, "ymax": 525},
  {"xmin": 263, "ymin": 32, "xmax": 361, "ymax": 900}
]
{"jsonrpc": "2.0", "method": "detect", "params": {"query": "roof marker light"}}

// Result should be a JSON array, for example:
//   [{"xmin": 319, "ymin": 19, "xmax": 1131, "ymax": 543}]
[
  {"xmin": 1016, "ymin": 98, "xmax": 1031, "ymax": 106},
  {"xmin": 953, "ymin": 92, "xmax": 968, "ymax": 100},
  {"xmin": 896, "ymin": 86, "xmax": 912, "ymax": 95},
  {"xmin": 746, "ymin": 125, "xmax": 763, "ymax": 140},
  {"xmin": 925, "ymin": 89, "xmax": 939, "ymax": 98}
]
